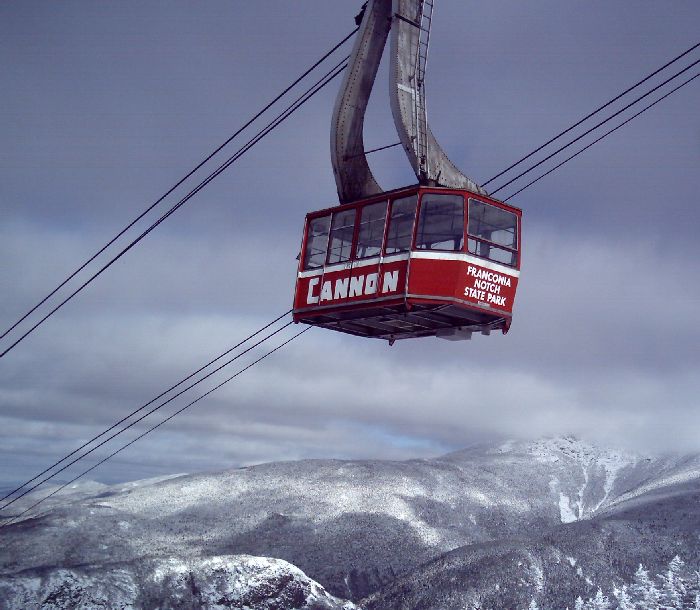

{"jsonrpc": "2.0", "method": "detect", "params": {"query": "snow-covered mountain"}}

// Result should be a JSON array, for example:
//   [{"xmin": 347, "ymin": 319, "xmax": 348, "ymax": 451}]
[
  {"xmin": 2, "ymin": 436, "xmax": 699, "ymax": 609},
  {"xmin": 0, "ymin": 555, "xmax": 357, "ymax": 610}
]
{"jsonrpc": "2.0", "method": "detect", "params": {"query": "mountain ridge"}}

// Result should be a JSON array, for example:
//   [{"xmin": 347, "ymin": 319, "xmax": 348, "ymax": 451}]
[{"xmin": 2, "ymin": 436, "xmax": 699, "ymax": 609}]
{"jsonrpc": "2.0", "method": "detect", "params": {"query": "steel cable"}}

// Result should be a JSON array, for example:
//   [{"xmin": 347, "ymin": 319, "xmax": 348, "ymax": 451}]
[
  {"xmin": 0, "ymin": 28, "xmax": 356, "ymax": 346},
  {"xmin": 1, "ymin": 327, "xmax": 310, "ymax": 528},
  {"xmin": 483, "ymin": 41, "xmax": 700, "ymax": 187},
  {"xmin": 5, "ymin": 33, "xmax": 698, "ymax": 526},
  {"xmin": 503, "ymin": 72, "xmax": 700, "ymax": 200},
  {"xmin": 0, "ymin": 310, "xmax": 291, "ymax": 505},
  {"xmin": 489, "ymin": 57, "xmax": 700, "ymax": 196},
  {"xmin": 0, "ymin": 57, "xmax": 348, "ymax": 360},
  {"xmin": 0, "ymin": 320, "xmax": 294, "ymax": 513}
]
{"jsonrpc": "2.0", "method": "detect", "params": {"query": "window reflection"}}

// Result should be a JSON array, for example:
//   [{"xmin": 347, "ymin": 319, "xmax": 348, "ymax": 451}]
[
  {"xmin": 467, "ymin": 199, "xmax": 518, "ymax": 266},
  {"xmin": 385, "ymin": 195, "xmax": 417, "ymax": 254},
  {"xmin": 416, "ymin": 193, "xmax": 464, "ymax": 251},
  {"xmin": 327, "ymin": 209, "xmax": 356, "ymax": 264},
  {"xmin": 356, "ymin": 202, "xmax": 387, "ymax": 258},
  {"xmin": 303, "ymin": 215, "xmax": 331, "ymax": 269}
]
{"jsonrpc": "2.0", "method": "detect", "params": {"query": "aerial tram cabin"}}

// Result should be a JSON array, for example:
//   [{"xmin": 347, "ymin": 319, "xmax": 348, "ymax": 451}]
[
  {"xmin": 293, "ymin": 0, "xmax": 523, "ymax": 342},
  {"xmin": 293, "ymin": 186, "xmax": 521, "ymax": 342}
]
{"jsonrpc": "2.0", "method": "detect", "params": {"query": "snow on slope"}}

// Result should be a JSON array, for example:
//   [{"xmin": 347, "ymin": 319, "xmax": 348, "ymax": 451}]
[
  {"xmin": 521, "ymin": 437, "xmax": 637, "ymax": 521},
  {"xmin": 1, "ymin": 436, "xmax": 699, "ymax": 606},
  {"xmin": 0, "ymin": 554, "xmax": 357, "ymax": 610}
]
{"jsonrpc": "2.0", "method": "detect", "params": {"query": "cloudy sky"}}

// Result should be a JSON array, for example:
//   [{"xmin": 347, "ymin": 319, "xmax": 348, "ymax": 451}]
[{"xmin": 1, "ymin": 1, "xmax": 699, "ymax": 489}]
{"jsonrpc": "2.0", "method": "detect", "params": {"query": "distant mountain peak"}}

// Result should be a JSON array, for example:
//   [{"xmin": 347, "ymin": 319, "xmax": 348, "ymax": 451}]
[
  {"xmin": 492, "ymin": 435, "xmax": 640, "ymax": 464},
  {"xmin": 2, "ymin": 437, "xmax": 700, "ymax": 610}
]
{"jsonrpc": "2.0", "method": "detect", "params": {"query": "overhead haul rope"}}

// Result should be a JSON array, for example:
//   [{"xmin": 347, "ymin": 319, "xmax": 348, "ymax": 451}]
[
  {"xmin": 4, "ymin": 36, "xmax": 696, "ymax": 522},
  {"xmin": 503, "ymin": 71, "xmax": 700, "ymax": 200},
  {"xmin": 7, "ymin": 71, "xmax": 696, "ymax": 518},
  {"xmin": 0, "ymin": 55, "xmax": 349, "ymax": 360},
  {"xmin": 0, "ymin": 326, "xmax": 310, "ymax": 528},
  {"xmin": 0, "ymin": 317, "xmax": 294, "ymax": 513},
  {"xmin": 2, "ymin": 37, "xmax": 696, "ymax": 357},
  {"xmin": 0, "ymin": 29, "xmax": 357, "ymax": 359},
  {"xmin": 489, "ymin": 57, "xmax": 700, "ymax": 196},
  {"xmin": 483, "ymin": 41, "xmax": 700, "ymax": 187},
  {"xmin": 0, "ymin": 34, "xmax": 351, "ymax": 514},
  {"xmin": 0, "ymin": 310, "xmax": 291, "ymax": 507}
]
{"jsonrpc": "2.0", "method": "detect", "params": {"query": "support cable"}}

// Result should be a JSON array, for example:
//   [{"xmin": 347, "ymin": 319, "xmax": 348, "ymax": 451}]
[
  {"xmin": 1, "ymin": 327, "xmax": 310, "ymax": 528},
  {"xmin": 0, "ymin": 310, "xmax": 291, "ymax": 505},
  {"xmin": 489, "ymin": 58, "xmax": 700, "ymax": 196},
  {"xmin": 503, "ymin": 72, "xmax": 700, "ymax": 201},
  {"xmin": 347, "ymin": 142, "xmax": 403, "ymax": 159},
  {"xmin": 0, "ymin": 28, "xmax": 356, "ymax": 347},
  {"xmin": 0, "ymin": 58, "xmax": 348, "ymax": 360},
  {"xmin": 483, "ymin": 41, "xmax": 700, "ymax": 187},
  {"xmin": 0, "ymin": 320, "xmax": 294, "ymax": 512},
  {"xmin": 6, "ymin": 35, "xmax": 697, "ymax": 526}
]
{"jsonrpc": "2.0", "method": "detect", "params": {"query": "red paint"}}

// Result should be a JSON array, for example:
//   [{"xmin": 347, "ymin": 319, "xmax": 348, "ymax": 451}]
[{"xmin": 293, "ymin": 186, "xmax": 522, "ymax": 341}]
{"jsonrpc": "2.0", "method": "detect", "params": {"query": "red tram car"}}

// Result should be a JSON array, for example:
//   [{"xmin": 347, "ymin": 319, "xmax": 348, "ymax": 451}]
[{"xmin": 293, "ymin": 185, "xmax": 521, "ymax": 342}]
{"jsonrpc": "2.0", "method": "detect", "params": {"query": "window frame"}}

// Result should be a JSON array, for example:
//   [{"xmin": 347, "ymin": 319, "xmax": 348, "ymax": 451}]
[
  {"xmin": 325, "ymin": 207, "xmax": 358, "ymax": 266},
  {"xmin": 414, "ymin": 192, "xmax": 466, "ymax": 253},
  {"xmin": 302, "ymin": 213, "xmax": 332, "ymax": 270},
  {"xmin": 383, "ymin": 193, "xmax": 419, "ymax": 256},
  {"xmin": 466, "ymin": 197, "xmax": 519, "ymax": 268},
  {"xmin": 355, "ymin": 199, "xmax": 389, "ymax": 260}
]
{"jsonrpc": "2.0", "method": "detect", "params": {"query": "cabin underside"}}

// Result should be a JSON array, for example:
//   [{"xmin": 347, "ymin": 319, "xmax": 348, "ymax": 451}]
[{"xmin": 294, "ymin": 300, "xmax": 510, "ymax": 342}]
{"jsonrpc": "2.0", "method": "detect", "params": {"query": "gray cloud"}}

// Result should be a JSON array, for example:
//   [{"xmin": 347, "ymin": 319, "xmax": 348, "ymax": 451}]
[{"xmin": 1, "ymin": 1, "xmax": 699, "ymax": 489}]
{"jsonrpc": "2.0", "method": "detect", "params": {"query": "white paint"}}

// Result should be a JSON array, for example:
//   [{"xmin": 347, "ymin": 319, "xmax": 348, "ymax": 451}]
[
  {"xmin": 333, "ymin": 277, "xmax": 349, "ymax": 300},
  {"xmin": 349, "ymin": 275, "xmax": 363, "ymax": 297},
  {"xmin": 364, "ymin": 273, "xmax": 378, "ymax": 295},
  {"xmin": 306, "ymin": 277, "xmax": 320, "ymax": 304},
  {"xmin": 382, "ymin": 270, "xmax": 399, "ymax": 293},
  {"xmin": 410, "ymin": 250, "xmax": 520, "ymax": 277}
]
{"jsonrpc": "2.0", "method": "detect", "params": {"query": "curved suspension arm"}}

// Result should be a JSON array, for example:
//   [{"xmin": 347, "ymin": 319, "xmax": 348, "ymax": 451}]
[
  {"xmin": 389, "ymin": 0, "xmax": 485, "ymax": 193},
  {"xmin": 331, "ymin": 0, "xmax": 486, "ymax": 202},
  {"xmin": 331, "ymin": 0, "xmax": 391, "ymax": 204}
]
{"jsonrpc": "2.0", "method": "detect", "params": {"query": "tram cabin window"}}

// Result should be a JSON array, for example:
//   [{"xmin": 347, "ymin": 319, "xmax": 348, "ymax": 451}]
[
  {"xmin": 356, "ymin": 202, "xmax": 387, "ymax": 258},
  {"xmin": 385, "ymin": 195, "xmax": 418, "ymax": 254},
  {"xmin": 467, "ymin": 199, "xmax": 518, "ymax": 266},
  {"xmin": 304, "ymin": 215, "xmax": 331, "ymax": 269},
  {"xmin": 416, "ymin": 193, "xmax": 464, "ymax": 251},
  {"xmin": 327, "ymin": 209, "xmax": 356, "ymax": 264}
]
